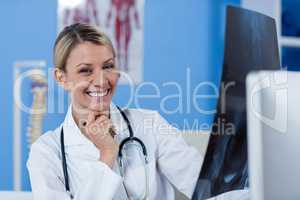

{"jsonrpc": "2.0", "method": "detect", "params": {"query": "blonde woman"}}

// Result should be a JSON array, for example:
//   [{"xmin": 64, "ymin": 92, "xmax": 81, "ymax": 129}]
[{"xmin": 27, "ymin": 23, "xmax": 202, "ymax": 200}]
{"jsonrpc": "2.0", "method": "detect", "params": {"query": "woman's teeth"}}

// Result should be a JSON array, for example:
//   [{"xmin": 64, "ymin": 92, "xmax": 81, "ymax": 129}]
[{"xmin": 87, "ymin": 90, "xmax": 109, "ymax": 97}]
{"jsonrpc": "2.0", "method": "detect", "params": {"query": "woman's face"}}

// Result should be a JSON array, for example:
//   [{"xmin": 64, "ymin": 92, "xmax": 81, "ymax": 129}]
[{"xmin": 56, "ymin": 41, "xmax": 119, "ymax": 114}]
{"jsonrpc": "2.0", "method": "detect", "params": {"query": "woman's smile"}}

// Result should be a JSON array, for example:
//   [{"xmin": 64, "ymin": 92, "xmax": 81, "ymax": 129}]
[
  {"xmin": 86, "ymin": 89, "xmax": 110, "ymax": 97},
  {"xmin": 84, "ymin": 87, "xmax": 112, "ymax": 105}
]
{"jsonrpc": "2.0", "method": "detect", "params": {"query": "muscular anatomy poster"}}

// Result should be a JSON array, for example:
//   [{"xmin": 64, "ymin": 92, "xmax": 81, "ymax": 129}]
[{"xmin": 58, "ymin": 0, "xmax": 145, "ymax": 83}]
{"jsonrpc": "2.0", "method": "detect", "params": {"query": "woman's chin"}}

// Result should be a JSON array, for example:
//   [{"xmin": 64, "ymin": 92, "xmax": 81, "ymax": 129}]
[{"xmin": 88, "ymin": 102, "xmax": 110, "ymax": 112}]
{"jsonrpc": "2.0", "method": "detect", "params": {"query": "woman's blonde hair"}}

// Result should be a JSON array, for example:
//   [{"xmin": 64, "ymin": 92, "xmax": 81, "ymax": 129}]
[{"xmin": 54, "ymin": 23, "xmax": 115, "ymax": 71}]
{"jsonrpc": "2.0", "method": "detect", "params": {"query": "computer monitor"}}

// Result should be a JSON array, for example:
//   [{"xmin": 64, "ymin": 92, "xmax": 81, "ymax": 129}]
[
  {"xmin": 193, "ymin": 5, "xmax": 280, "ymax": 199},
  {"xmin": 246, "ymin": 70, "xmax": 300, "ymax": 200}
]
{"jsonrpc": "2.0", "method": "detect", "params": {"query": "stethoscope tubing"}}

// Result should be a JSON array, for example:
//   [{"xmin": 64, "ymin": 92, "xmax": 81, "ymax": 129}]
[{"xmin": 60, "ymin": 106, "xmax": 149, "ymax": 199}]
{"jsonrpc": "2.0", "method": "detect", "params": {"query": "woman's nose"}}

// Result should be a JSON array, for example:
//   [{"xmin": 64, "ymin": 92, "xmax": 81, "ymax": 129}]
[{"xmin": 90, "ymin": 70, "xmax": 108, "ymax": 86}]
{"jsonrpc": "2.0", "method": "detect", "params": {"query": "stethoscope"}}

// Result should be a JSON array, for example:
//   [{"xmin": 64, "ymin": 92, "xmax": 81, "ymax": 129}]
[{"xmin": 60, "ymin": 106, "xmax": 149, "ymax": 199}]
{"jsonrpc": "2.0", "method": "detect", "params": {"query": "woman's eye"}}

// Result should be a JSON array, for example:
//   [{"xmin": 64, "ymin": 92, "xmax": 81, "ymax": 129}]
[
  {"xmin": 78, "ymin": 68, "xmax": 92, "ymax": 74},
  {"xmin": 103, "ymin": 64, "xmax": 114, "ymax": 70}
]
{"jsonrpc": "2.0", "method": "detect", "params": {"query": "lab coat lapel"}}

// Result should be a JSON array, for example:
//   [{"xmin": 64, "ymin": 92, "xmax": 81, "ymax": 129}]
[
  {"xmin": 109, "ymin": 103, "xmax": 130, "ymax": 138},
  {"xmin": 62, "ymin": 105, "xmax": 91, "ymax": 146}
]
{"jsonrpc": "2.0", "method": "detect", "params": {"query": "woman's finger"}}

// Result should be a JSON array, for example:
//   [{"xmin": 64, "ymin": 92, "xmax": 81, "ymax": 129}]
[
  {"xmin": 87, "ymin": 111, "xmax": 97, "ymax": 125},
  {"xmin": 95, "ymin": 115, "xmax": 109, "ymax": 124}
]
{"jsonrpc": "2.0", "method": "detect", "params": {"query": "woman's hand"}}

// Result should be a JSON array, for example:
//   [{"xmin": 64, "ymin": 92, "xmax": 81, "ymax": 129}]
[{"xmin": 81, "ymin": 112, "xmax": 119, "ymax": 168}]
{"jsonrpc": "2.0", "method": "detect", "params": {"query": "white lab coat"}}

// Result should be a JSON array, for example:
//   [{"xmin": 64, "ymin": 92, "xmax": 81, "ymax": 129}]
[
  {"xmin": 27, "ymin": 104, "xmax": 203, "ymax": 200},
  {"xmin": 207, "ymin": 190, "xmax": 249, "ymax": 200}
]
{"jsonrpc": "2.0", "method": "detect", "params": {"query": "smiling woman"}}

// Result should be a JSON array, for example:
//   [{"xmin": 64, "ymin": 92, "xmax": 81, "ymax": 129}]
[
  {"xmin": 26, "ymin": 23, "xmax": 202, "ymax": 200},
  {"xmin": 53, "ymin": 24, "xmax": 119, "ymax": 116}
]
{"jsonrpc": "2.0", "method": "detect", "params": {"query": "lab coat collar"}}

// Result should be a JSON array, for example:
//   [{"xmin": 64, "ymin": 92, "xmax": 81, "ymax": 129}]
[{"xmin": 63, "ymin": 103, "xmax": 129, "ymax": 146}]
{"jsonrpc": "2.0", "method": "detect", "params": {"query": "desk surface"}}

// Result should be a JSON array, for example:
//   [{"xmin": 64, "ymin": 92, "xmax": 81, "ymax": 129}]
[{"xmin": 0, "ymin": 191, "xmax": 32, "ymax": 200}]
